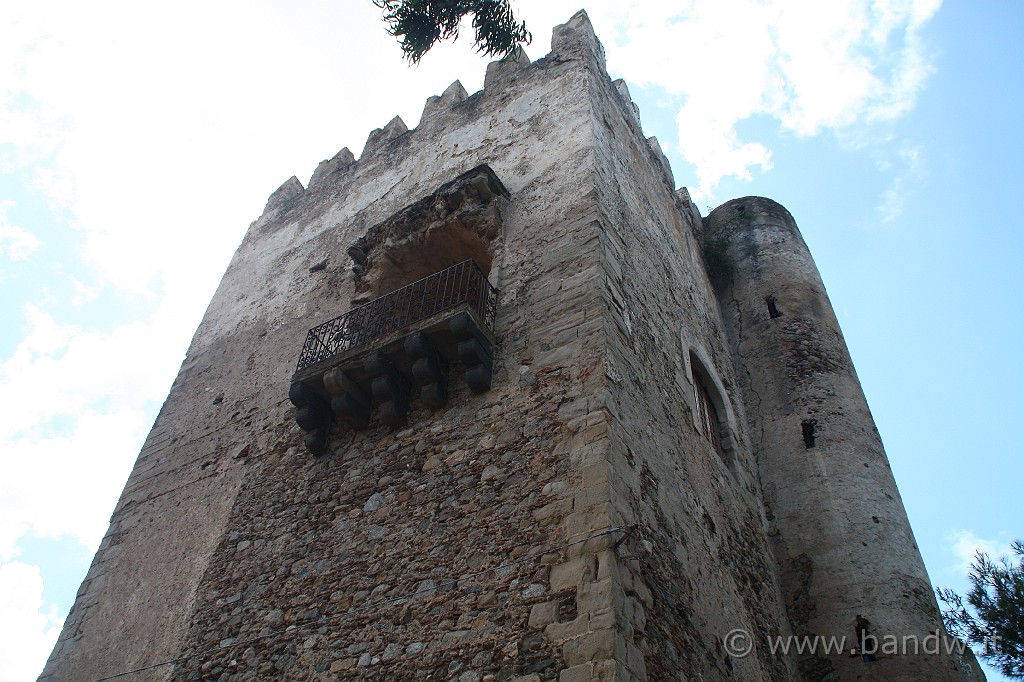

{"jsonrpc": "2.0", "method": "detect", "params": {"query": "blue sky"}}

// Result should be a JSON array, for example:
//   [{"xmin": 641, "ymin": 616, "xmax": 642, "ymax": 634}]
[{"xmin": 1, "ymin": 1, "xmax": 1020, "ymax": 680}]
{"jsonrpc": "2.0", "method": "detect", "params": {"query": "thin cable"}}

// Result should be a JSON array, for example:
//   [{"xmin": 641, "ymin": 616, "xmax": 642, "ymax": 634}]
[{"xmin": 92, "ymin": 525, "xmax": 628, "ymax": 681}]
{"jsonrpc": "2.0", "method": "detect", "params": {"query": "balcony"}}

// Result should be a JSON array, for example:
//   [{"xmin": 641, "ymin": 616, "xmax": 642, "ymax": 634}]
[{"xmin": 289, "ymin": 259, "xmax": 497, "ymax": 453}]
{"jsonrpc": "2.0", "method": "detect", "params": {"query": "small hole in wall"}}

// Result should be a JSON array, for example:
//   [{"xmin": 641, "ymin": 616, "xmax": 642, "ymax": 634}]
[
  {"xmin": 558, "ymin": 594, "xmax": 577, "ymax": 622},
  {"xmin": 801, "ymin": 419, "xmax": 818, "ymax": 449},
  {"xmin": 766, "ymin": 295, "xmax": 782, "ymax": 319}
]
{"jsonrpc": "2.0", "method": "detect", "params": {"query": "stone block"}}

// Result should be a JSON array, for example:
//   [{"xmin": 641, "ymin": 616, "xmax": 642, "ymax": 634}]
[
  {"xmin": 568, "ymin": 442, "xmax": 609, "ymax": 468},
  {"xmin": 581, "ymin": 461, "xmax": 610, "ymax": 488},
  {"xmin": 562, "ymin": 628, "xmax": 616, "ymax": 666},
  {"xmin": 570, "ymin": 484, "xmax": 608, "ymax": 512},
  {"xmin": 442, "ymin": 629, "xmax": 472, "ymax": 645},
  {"xmin": 561, "ymin": 264, "xmax": 602, "ymax": 292},
  {"xmin": 587, "ymin": 607, "xmax": 616, "ymax": 631},
  {"xmin": 550, "ymin": 557, "xmax": 593, "ymax": 591},
  {"xmin": 559, "ymin": 662, "xmax": 594, "ymax": 682},
  {"xmin": 534, "ymin": 497, "xmax": 574, "ymax": 524},
  {"xmin": 535, "ymin": 342, "xmax": 583, "ymax": 371},
  {"xmin": 528, "ymin": 601, "xmax": 558, "ymax": 629},
  {"xmin": 362, "ymin": 115, "xmax": 408, "ymax": 157},
  {"xmin": 594, "ymin": 550, "xmax": 621, "ymax": 583},
  {"xmin": 592, "ymin": 659, "xmax": 631, "ymax": 682},
  {"xmin": 330, "ymin": 659, "xmax": 355, "ymax": 673},
  {"xmin": 565, "ymin": 521, "xmax": 616, "ymax": 561},
  {"xmin": 624, "ymin": 640, "xmax": 646, "ymax": 680},
  {"xmin": 531, "ymin": 310, "xmax": 589, "ymax": 342},
  {"xmin": 631, "ymin": 579, "xmax": 654, "ymax": 609},
  {"xmin": 576, "ymin": 578, "xmax": 615, "ymax": 615},
  {"xmin": 576, "ymin": 421, "xmax": 609, "ymax": 447},
  {"xmin": 265, "ymin": 175, "xmax": 304, "ymax": 211},
  {"xmin": 422, "ymin": 80, "xmax": 468, "ymax": 120},
  {"xmin": 484, "ymin": 48, "xmax": 531, "ymax": 88},
  {"xmin": 545, "ymin": 615, "xmax": 590, "ymax": 641}
]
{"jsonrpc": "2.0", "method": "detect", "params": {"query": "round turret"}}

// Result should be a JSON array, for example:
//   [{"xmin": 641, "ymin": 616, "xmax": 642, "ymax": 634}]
[{"xmin": 706, "ymin": 197, "xmax": 973, "ymax": 681}]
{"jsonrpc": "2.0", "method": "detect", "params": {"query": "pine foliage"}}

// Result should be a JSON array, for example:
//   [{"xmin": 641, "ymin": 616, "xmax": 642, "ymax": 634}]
[
  {"xmin": 938, "ymin": 540, "xmax": 1024, "ymax": 679},
  {"xmin": 374, "ymin": 0, "xmax": 531, "ymax": 64}
]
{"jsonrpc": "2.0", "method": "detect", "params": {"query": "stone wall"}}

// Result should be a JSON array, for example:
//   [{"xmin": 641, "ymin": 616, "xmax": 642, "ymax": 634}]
[
  {"xmin": 42, "ymin": 11, "xmax": 621, "ymax": 682},
  {"xmin": 165, "ymin": 16, "xmax": 627, "ymax": 680},
  {"xmin": 579, "ymin": 49, "xmax": 799, "ymax": 682}
]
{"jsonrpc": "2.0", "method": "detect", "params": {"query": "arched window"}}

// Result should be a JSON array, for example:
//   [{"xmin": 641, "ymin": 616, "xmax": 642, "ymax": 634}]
[
  {"xmin": 693, "ymin": 371, "xmax": 726, "ymax": 458},
  {"xmin": 686, "ymin": 349, "xmax": 735, "ymax": 468}
]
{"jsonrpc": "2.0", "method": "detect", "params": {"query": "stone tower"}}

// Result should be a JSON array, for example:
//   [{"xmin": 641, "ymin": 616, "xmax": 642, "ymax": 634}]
[{"xmin": 40, "ymin": 11, "xmax": 979, "ymax": 682}]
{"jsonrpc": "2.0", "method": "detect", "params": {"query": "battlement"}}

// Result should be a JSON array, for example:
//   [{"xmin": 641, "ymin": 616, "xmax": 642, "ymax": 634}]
[{"xmin": 262, "ymin": 10, "xmax": 687, "ymax": 228}]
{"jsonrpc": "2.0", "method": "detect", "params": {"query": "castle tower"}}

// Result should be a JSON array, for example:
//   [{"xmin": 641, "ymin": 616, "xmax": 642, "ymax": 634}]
[
  {"xmin": 706, "ymin": 199, "xmax": 970, "ymax": 681},
  {"xmin": 40, "ymin": 12, "xmax": 975, "ymax": 682}
]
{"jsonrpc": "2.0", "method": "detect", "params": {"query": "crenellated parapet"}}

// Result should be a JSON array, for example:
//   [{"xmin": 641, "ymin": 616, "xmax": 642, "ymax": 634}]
[
  {"xmin": 257, "ymin": 9, "xmax": 694, "ymax": 230},
  {"xmin": 420, "ymin": 79, "xmax": 468, "ymax": 121},
  {"xmin": 308, "ymin": 146, "xmax": 355, "ymax": 189}
]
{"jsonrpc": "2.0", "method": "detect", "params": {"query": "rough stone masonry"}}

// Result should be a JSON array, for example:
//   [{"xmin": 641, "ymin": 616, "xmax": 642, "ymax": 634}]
[{"xmin": 40, "ymin": 10, "xmax": 983, "ymax": 682}]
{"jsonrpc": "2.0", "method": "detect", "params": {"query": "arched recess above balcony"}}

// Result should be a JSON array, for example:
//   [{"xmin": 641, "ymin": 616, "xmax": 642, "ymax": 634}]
[{"xmin": 347, "ymin": 164, "xmax": 508, "ymax": 304}]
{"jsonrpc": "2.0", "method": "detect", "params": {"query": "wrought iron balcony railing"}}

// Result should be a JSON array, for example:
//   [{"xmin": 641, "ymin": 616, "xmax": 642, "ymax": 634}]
[{"xmin": 295, "ymin": 259, "xmax": 497, "ymax": 372}]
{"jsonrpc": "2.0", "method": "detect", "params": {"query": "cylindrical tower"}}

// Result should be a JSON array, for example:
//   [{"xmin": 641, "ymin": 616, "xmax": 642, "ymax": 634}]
[{"xmin": 707, "ymin": 197, "xmax": 972, "ymax": 681}]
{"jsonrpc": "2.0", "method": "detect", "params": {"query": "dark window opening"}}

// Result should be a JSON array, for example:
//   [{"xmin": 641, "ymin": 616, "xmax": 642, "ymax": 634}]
[
  {"xmin": 694, "ymin": 374, "xmax": 726, "ymax": 458},
  {"xmin": 801, "ymin": 418, "xmax": 818, "ymax": 449},
  {"xmin": 766, "ymin": 295, "xmax": 782, "ymax": 319},
  {"xmin": 360, "ymin": 225, "xmax": 494, "ymax": 302}
]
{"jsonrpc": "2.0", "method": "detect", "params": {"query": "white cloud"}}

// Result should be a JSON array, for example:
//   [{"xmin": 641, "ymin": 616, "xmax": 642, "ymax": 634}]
[
  {"xmin": 878, "ymin": 176, "xmax": 908, "ymax": 223},
  {"xmin": 0, "ymin": 200, "xmax": 40, "ymax": 261},
  {"xmin": 0, "ymin": 409, "xmax": 149, "ymax": 560},
  {"xmin": 877, "ymin": 143, "xmax": 926, "ymax": 222},
  {"xmin": 0, "ymin": 0, "xmax": 949, "ymax": 207},
  {"xmin": 0, "ymin": 1, "xmax": 525, "ymax": 301},
  {"xmin": 541, "ymin": 0, "xmax": 942, "ymax": 198},
  {"xmin": 0, "ymin": 561, "xmax": 61, "ymax": 682},
  {"xmin": 67, "ymin": 277, "xmax": 100, "ymax": 306},
  {"xmin": 0, "ymin": 304, "xmax": 186, "ymax": 558},
  {"xmin": 948, "ymin": 529, "xmax": 1014, "ymax": 575}
]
